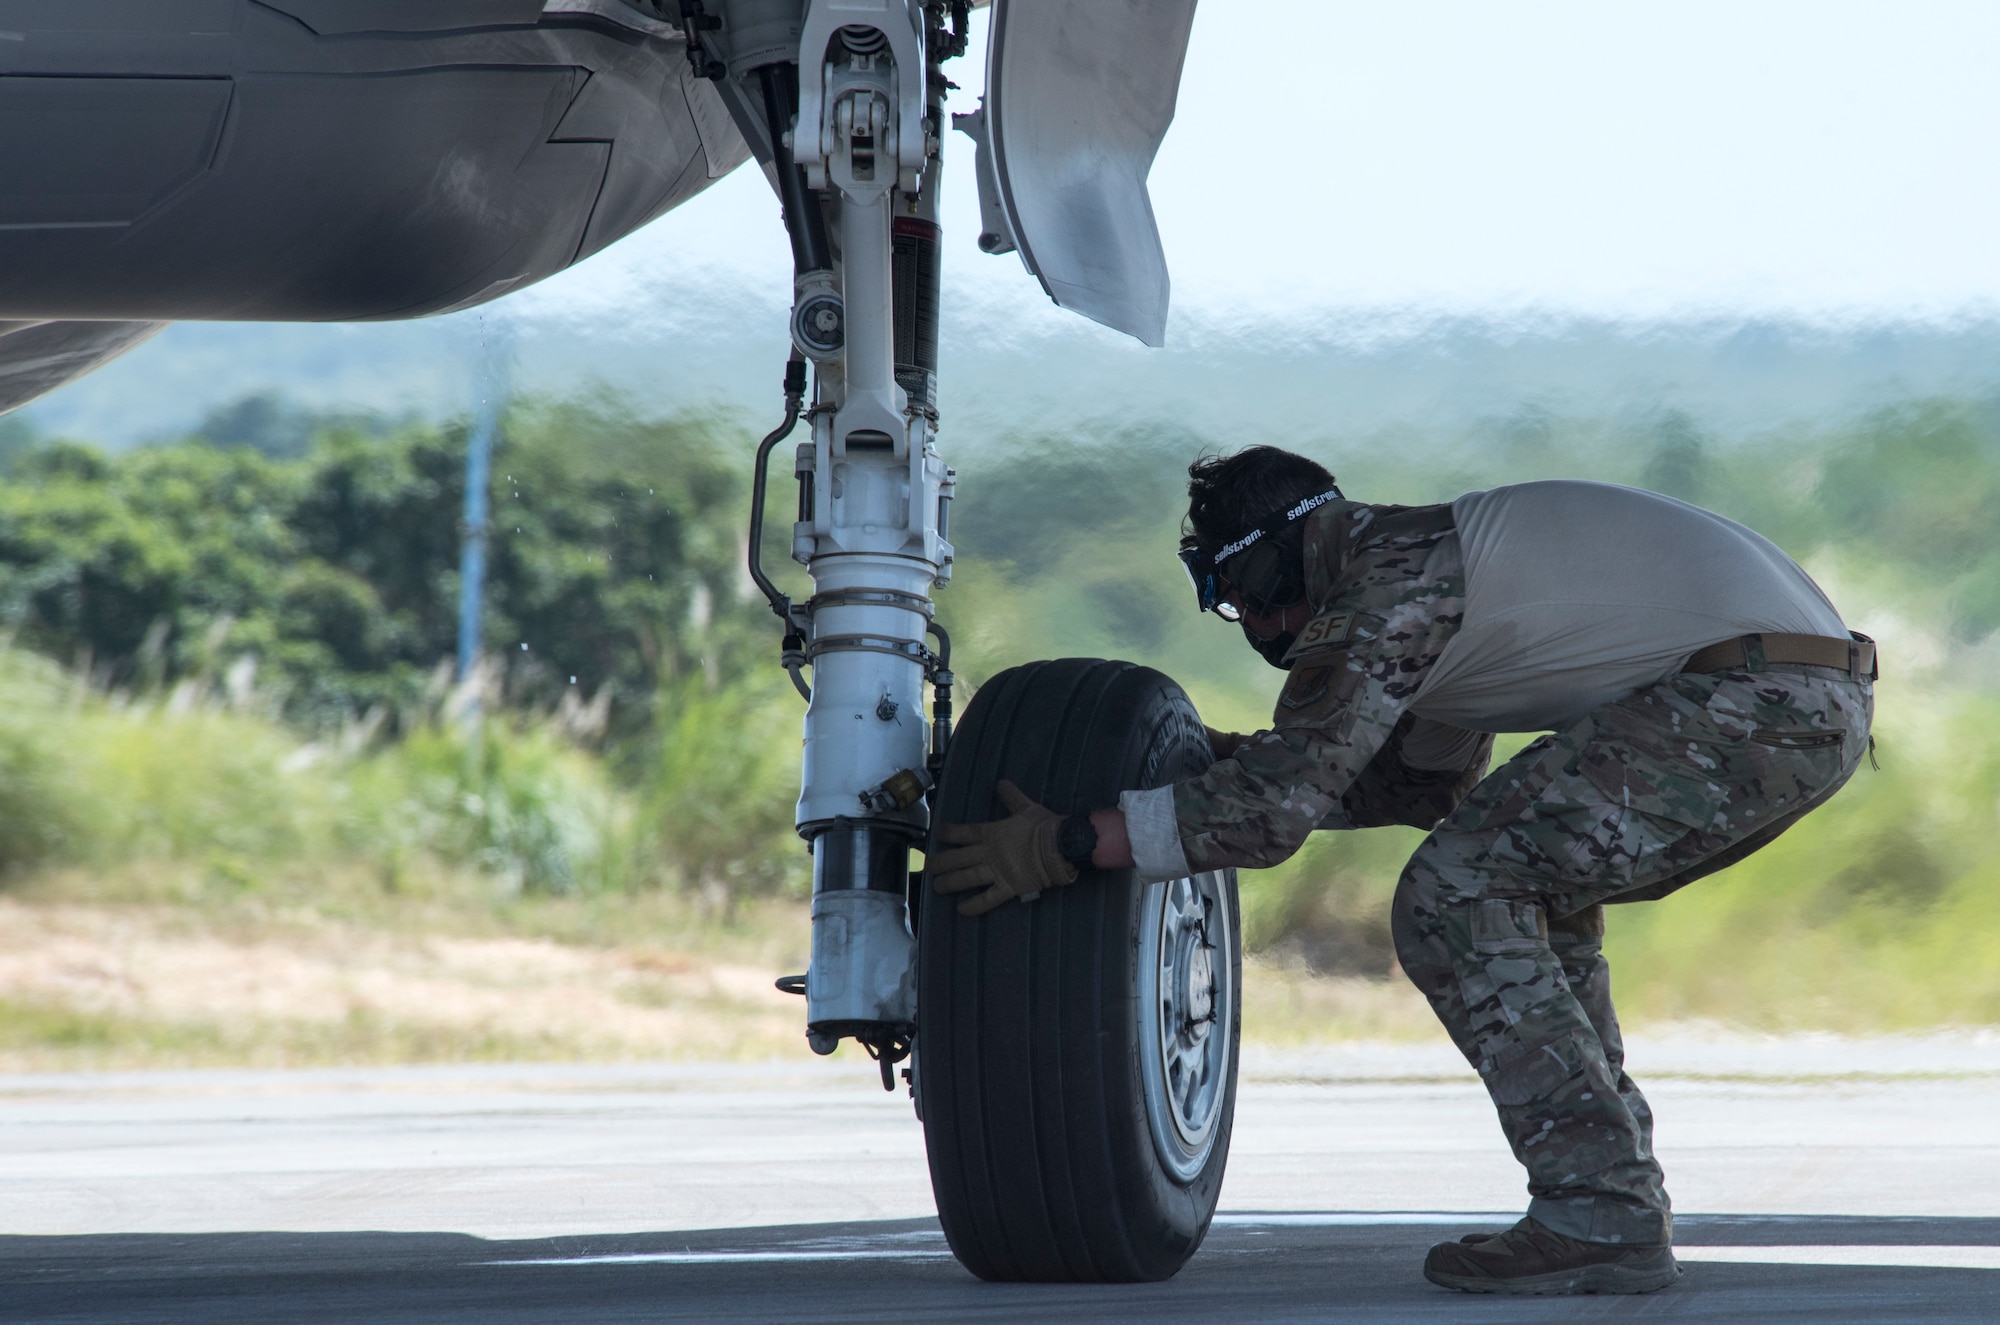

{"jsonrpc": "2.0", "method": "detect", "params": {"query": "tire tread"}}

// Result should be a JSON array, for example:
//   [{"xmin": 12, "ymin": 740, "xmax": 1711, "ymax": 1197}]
[{"xmin": 918, "ymin": 658, "xmax": 1238, "ymax": 1283}]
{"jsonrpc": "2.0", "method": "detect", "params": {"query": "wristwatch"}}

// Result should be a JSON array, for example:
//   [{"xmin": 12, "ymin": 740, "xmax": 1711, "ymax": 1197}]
[{"xmin": 1057, "ymin": 810, "xmax": 1099, "ymax": 868}]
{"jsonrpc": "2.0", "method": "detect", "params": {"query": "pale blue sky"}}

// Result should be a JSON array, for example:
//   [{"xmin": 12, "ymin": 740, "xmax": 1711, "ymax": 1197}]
[
  {"xmin": 31, "ymin": 1, "xmax": 2000, "ymax": 443},
  {"xmin": 517, "ymin": 0, "xmax": 2000, "ymax": 335}
]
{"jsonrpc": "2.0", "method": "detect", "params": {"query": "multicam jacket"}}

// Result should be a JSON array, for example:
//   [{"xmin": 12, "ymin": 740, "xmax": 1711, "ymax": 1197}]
[{"xmin": 1170, "ymin": 499, "xmax": 1473, "ymax": 873}]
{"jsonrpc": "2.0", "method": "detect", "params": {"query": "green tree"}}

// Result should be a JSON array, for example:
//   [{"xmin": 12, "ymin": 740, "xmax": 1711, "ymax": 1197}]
[{"xmin": 0, "ymin": 395, "xmax": 769, "ymax": 737}]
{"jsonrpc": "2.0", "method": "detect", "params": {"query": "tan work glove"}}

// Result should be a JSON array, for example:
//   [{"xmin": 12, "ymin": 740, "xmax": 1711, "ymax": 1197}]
[
  {"xmin": 1205, "ymin": 725, "xmax": 1249, "ymax": 761},
  {"xmin": 930, "ymin": 780, "xmax": 1080, "ymax": 916}
]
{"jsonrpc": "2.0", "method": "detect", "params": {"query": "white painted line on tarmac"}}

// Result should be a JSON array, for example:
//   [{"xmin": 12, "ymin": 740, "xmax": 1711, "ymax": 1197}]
[
  {"xmin": 485, "ymin": 1250, "xmax": 958, "ymax": 1267},
  {"xmin": 1213, "ymin": 1212, "xmax": 1516, "ymax": 1226},
  {"xmin": 1678, "ymin": 1245, "xmax": 2000, "ymax": 1270}
]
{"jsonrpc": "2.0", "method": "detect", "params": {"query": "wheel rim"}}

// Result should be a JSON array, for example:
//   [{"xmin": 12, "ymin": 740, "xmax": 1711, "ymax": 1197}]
[{"xmin": 1137, "ymin": 870, "xmax": 1234, "ymax": 1182}]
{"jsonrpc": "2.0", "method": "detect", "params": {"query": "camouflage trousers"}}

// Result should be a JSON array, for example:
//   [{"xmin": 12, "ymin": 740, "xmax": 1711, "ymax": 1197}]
[{"xmin": 1390, "ymin": 664, "xmax": 1873, "ymax": 1245}]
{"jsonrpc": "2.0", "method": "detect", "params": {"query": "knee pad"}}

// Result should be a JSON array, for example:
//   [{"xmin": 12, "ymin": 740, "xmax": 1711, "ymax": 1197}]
[{"xmin": 1548, "ymin": 903, "xmax": 1606, "ymax": 939}]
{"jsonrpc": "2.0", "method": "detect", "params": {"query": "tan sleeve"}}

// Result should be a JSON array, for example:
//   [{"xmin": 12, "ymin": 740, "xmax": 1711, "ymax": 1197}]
[{"xmin": 1118, "ymin": 786, "xmax": 1192, "ymax": 884}]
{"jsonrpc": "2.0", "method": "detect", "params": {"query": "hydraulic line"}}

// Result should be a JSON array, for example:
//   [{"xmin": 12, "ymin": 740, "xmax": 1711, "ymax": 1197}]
[
  {"xmin": 747, "ymin": 356, "xmax": 806, "ymax": 617},
  {"xmin": 757, "ymin": 62, "xmax": 831, "ymax": 276},
  {"xmin": 924, "ymin": 619, "xmax": 953, "ymax": 770},
  {"xmin": 752, "ymin": 61, "xmax": 832, "ymax": 704},
  {"xmin": 747, "ymin": 356, "xmax": 811, "ymax": 698}
]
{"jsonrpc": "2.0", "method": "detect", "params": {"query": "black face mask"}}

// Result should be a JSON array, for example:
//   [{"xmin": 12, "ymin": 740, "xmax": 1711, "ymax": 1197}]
[{"xmin": 1242, "ymin": 620, "xmax": 1297, "ymax": 670}]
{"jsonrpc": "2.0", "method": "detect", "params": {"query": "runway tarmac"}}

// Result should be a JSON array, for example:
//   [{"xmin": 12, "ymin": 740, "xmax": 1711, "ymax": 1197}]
[
  {"xmin": 3, "ymin": 1033, "xmax": 1998, "ymax": 1321},
  {"xmin": 11, "ymin": 1212, "xmax": 2000, "ymax": 1323}
]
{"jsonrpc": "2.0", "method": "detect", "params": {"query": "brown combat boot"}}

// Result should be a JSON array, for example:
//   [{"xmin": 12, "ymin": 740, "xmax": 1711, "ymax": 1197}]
[{"xmin": 1423, "ymin": 1217, "xmax": 1679, "ymax": 1295}]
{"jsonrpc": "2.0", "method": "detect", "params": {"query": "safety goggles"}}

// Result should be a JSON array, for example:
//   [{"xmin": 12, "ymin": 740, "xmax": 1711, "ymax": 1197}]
[{"xmin": 1177, "ymin": 485, "xmax": 1343, "ymax": 621}]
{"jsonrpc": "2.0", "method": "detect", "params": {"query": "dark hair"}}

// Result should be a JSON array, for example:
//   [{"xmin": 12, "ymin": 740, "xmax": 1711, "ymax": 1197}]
[{"xmin": 1184, "ymin": 446, "xmax": 1337, "ymax": 550}]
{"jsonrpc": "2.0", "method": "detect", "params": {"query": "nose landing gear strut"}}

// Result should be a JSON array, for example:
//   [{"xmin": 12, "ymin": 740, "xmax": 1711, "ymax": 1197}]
[
  {"xmin": 722, "ymin": 0, "xmax": 1235, "ymax": 1285},
  {"xmin": 734, "ymin": 0, "xmax": 958, "ymax": 1073}
]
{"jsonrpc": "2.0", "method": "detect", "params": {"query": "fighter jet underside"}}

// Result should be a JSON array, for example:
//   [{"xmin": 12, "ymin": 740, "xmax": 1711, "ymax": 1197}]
[
  {"xmin": 3, "ymin": 0, "xmax": 1215, "ymax": 1285},
  {"xmin": 0, "ymin": 0, "xmax": 1185, "ymax": 408}
]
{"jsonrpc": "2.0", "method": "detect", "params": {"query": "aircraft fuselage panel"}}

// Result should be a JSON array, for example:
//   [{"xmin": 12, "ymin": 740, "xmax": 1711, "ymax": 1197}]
[{"xmin": 0, "ymin": 0, "xmax": 741, "ymax": 322}]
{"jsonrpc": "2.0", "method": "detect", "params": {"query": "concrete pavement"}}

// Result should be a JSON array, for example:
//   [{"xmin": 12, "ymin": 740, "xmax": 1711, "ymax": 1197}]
[{"xmin": 2, "ymin": 1032, "xmax": 1997, "ymax": 1319}]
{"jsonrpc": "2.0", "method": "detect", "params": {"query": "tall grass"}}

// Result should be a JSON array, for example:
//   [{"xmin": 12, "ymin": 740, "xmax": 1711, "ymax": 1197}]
[
  {"xmin": 0, "ymin": 646, "xmax": 806, "ymax": 905},
  {"xmin": 647, "ymin": 670, "xmax": 810, "ymax": 903},
  {"xmin": 11, "ymin": 630, "xmax": 1994, "ymax": 1031},
  {"xmin": 5, "ymin": 390, "xmax": 2000, "ymax": 1035}
]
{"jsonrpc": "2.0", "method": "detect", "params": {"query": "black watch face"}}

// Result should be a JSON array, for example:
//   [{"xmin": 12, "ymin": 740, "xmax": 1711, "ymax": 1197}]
[{"xmin": 1059, "ymin": 815, "xmax": 1096, "ymax": 864}]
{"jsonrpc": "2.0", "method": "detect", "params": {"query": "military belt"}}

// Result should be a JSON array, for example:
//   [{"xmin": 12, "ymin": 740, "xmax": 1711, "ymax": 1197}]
[{"xmin": 1682, "ymin": 631, "xmax": 1877, "ymax": 682}]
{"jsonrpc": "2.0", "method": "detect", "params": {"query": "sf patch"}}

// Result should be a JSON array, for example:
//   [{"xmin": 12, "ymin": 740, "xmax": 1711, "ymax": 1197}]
[{"xmin": 1281, "ymin": 609, "xmax": 1357, "ymax": 664}]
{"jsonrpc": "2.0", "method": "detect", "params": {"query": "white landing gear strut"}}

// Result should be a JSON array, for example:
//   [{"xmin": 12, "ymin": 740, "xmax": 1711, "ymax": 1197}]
[{"xmin": 738, "ymin": 0, "xmax": 962, "ymax": 1086}]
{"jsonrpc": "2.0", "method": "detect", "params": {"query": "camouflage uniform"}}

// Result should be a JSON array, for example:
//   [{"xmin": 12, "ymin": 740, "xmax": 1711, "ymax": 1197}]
[
  {"xmin": 1172, "ymin": 499, "xmax": 1874, "ymax": 1246},
  {"xmin": 1173, "ymin": 500, "xmax": 1469, "ymax": 869}
]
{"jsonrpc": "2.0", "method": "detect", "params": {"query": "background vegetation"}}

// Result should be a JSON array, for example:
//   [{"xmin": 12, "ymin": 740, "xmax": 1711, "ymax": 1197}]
[{"xmin": 0, "ymin": 387, "xmax": 1996, "ymax": 1059}]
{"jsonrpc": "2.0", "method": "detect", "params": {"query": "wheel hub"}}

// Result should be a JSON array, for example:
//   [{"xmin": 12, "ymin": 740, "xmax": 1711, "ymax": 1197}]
[
  {"xmin": 1138, "ymin": 871, "xmax": 1235, "ymax": 1182},
  {"xmin": 1181, "ymin": 936, "xmax": 1214, "ymax": 1033}
]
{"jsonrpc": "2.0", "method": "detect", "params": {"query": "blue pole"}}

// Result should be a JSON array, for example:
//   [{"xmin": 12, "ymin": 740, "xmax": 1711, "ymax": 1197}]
[{"xmin": 457, "ymin": 322, "xmax": 508, "ymax": 684}]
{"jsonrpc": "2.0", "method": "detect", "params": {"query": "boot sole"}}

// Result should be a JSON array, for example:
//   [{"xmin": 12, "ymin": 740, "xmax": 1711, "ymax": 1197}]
[{"xmin": 1424, "ymin": 1258, "xmax": 1681, "ymax": 1295}]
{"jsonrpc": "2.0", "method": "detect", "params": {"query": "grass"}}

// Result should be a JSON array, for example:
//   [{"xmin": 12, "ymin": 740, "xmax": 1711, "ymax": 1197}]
[
  {"xmin": 0, "ymin": 845, "xmax": 1441, "ymax": 1068},
  {"xmin": 0, "ymin": 881, "xmax": 1442, "ymax": 1070},
  {"xmin": 0, "ymin": 996, "xmax": 592, "ymax": 1070},
  {"xmin": 0, "ymin": 862, "xmax": 816, "ymax": 1071},
  {"xmin": 2, "ymin": 619, "xmax": 1999, "ymax": 1071},
  {"xmin": 1240, "ymin": 957, "xmax": 1439, "ymax": 1044}
]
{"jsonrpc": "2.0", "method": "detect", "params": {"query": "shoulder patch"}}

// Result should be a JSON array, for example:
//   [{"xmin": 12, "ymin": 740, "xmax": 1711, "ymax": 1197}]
[
  {"xmin": 1281, "ymin": 609, "xmax": 1357, "ymax": 664},
  {"xmin": 1278, "ymin": 664, "xmax": 1335, "ymax": 711}
]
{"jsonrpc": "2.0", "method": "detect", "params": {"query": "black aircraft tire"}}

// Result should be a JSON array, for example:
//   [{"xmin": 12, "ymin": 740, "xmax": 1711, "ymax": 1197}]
[{"xmin": 916, "ymin": 658, "xmax": 1241, "ymax": 1283}]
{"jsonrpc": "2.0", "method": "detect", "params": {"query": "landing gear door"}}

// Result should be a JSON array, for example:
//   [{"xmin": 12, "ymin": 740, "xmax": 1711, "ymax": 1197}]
[{"xmin": 973, "ymin": 0, "xmax": 1197, "ymax": 348}]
